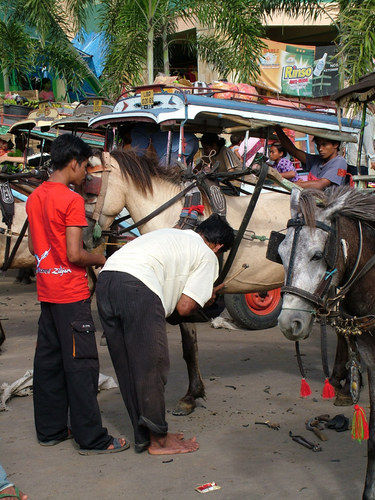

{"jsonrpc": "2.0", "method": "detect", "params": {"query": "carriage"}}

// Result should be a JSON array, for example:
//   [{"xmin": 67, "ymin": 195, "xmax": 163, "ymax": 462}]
[
  {"xmin": 0, "ymin": 88, "xmax": 361, "ymax": 329},
  {"xmin": 84, "ymin": 85, "xmax": 361, "ymax": 329}
]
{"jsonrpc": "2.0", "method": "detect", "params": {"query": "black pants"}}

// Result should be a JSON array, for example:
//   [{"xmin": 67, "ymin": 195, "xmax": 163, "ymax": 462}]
[
  {"xmin": 33, "ymin": 300, "xmax": 111, "ymax": 450},
  {"xmin": 96, "ymin": 271, "xmax": 169, "ymax": 449}
]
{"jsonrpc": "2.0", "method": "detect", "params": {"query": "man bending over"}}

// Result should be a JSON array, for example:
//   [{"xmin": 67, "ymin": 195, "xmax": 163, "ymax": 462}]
[{"xmin": 96, "ymin": 213, "xmax": 234, "ymax": 455}]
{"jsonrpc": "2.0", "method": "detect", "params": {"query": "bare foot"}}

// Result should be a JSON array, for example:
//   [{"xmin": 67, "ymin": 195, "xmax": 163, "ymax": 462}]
[
  {"xmin": 0, "ymin": 486, "xmax": 28, "ymax": 500},
  {"xmin": 148, "ymin": 432, "xmax": 199, "ymax": 455},
  {"xmin": 170, "ymin": 432, "xmax": 184, "ymax": 440}
]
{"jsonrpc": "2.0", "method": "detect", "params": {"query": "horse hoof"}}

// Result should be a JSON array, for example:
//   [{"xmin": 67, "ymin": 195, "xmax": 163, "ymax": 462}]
[
  {"xmin": 172, "ymin": 400, "xmax": 196, "ymax": 416},
  {"xmin": 334, "ymin": 392, "xmax": 353, "ymax": 406}
]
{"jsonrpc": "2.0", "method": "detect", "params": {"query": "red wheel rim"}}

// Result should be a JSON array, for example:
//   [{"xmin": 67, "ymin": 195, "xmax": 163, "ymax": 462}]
[{"xmin": 244, "ymin": 288, "xmax": 281, "ymax": 316}]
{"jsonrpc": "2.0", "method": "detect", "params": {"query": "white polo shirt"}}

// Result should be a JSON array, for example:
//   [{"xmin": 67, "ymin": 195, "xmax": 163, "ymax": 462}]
[{"xmin": 101, "ymin": 228, "xmax": 219, "ymax": 317}]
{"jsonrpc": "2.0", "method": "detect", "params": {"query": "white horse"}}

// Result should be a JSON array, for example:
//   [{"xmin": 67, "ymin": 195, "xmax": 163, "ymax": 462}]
[
  {"xmin": 83, "ymin": 149, "xmax": 291, "ymax": 414},
  {"xmin": 0, "ymin": 200, "xmax": 34, "ymax": 269}
]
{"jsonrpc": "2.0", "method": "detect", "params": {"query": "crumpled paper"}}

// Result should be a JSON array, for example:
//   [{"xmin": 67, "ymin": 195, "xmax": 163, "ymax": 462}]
[
  {"xmin": 210, "ymin": 309, "xmax": 240, "ymax": 330},
  {"xmin": 0, "ymin": 370, "xmax": 118, "ymax": 411}
]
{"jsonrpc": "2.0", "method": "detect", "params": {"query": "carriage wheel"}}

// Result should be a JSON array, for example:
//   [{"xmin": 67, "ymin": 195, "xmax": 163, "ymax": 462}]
[{"xmin": 224, "ymin": 288, "xmax": 282, "ymax": 330}]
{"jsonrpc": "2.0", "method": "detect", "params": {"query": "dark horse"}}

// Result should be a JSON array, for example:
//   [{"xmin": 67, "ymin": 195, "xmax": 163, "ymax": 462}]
[{"xmin": 277, "ymin": 186, "xmax": 375, "ymax": 500}]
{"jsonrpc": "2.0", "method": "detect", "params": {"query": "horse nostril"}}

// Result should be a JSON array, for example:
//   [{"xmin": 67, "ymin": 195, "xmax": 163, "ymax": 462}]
[
  {"xmin": 290, "ymin": 319, "xmax": 304, "ymax": 338},
  {"xmin": 278, "ymin": 314, "xmax": 307, "ymax": 340}
]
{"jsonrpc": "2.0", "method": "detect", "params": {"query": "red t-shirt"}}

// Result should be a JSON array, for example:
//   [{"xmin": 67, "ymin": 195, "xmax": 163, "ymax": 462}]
[{"xmin": 26, "ymin": 182, "xmax": 90, "ymax": 303}]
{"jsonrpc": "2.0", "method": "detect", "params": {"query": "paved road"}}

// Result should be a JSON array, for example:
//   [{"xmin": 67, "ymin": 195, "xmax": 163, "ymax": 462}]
[{"xmin": 0, "ymin": 272, "xmax": 368, "ymax": 499}]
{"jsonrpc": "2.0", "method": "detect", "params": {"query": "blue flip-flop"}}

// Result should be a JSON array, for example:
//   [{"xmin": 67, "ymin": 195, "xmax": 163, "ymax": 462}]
[{"xmin": 79, "ymin": 437, "xmax": 130, "ymax": 456}]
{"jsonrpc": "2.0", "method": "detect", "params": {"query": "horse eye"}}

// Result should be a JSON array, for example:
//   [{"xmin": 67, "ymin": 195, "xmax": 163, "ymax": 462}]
[{"xmin": 311, "ymin": 251, "xmax": 323, "ymax": 261}]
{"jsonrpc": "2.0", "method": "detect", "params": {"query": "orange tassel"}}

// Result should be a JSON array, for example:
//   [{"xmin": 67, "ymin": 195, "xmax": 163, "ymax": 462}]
[
  {"xmin": 300, "ymin": 378, "xmax": 312, "ymax": 397},
  {"xmin": 322, "ymin": 378, "xmax": 335, "ymax": 399},
  {"xmin": 352, "ymin": 405, "xmax": 369, "ymax": 442}
]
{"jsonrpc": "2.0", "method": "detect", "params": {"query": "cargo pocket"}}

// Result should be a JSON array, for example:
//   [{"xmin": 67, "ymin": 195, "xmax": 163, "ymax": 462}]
[{"xmin": 71, "ymin": 320, "xmax": 98, "ymax": 359}]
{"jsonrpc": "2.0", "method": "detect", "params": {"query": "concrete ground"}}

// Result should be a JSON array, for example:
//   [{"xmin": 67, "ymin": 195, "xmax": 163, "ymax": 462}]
[{"xmin": 0, "ymin": 271, "xmax": 369, "ymax": 500}]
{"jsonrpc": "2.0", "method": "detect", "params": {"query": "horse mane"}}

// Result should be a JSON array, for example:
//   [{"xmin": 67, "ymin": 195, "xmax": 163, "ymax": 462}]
[
  {"xmin": 299, "ymin": 186, "xmax": 375, "ymax": 226},
  {"xmin": 110, "ymin": 149, "xmax": 183, "ymax": 195}
]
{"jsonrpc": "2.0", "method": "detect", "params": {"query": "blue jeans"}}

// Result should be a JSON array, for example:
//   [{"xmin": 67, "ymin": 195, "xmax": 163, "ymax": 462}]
[{"xmin": 0, "ymin": 464, "xmax": 13, "ymax": 492}]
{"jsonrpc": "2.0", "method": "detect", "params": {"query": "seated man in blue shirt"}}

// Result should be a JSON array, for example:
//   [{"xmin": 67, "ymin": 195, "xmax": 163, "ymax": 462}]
[{"xmin": 274, "ymin": 125, "xmax": 347, "ymax": 189}]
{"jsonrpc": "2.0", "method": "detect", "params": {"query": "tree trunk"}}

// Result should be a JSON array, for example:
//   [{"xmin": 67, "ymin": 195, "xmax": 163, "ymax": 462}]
[
  {"xmin": 147, "ymin": 25, "xmax": 155, "ymax": 84},
  {"xmin": 162, "ymin": 28, "xmax": 170, "ymax": 76}
]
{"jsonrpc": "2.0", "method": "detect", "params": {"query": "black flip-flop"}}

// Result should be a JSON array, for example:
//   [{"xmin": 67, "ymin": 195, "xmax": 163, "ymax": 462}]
[{"xmin": 39, "ymin": 430, "xmax": 74, "ymax": 446}]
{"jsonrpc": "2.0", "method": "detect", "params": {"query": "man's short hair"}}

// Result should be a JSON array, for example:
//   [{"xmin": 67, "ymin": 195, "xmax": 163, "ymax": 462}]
[
  {"xmin": 196, "ymin": 214, "xmax": 235, "ymax": 252},
  {"xmin": 50, "ymin": 134, "xmax": 92, "ymax": 170},
  {"xmin": 313, "ymin": 136, "xmax": 341, "ymax": 149}
]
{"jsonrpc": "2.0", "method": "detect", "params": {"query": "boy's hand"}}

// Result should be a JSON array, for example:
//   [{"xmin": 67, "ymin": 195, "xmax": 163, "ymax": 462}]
[{"xmin": 94, "ymin": 255, "xmax": 106, "ymax": 269}]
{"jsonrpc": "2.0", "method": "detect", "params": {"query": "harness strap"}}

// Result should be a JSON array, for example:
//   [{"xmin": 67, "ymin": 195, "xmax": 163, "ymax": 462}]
[
  {"xmin": 287, "ymin": 218, "xmax": 334, "ymax": 234},
  {"xmin": 320, "ymin": 316, "xmax": 330, "ymax": 379},
  {"xmin": 1, "ymin": 218, "xmax": 29, "ymax": 272},
  {"xmin": 215, "ymin": 160, "xmax": 269, "ymax": 286},
  {"xmin": 327, "ymin": 253, "xmax": 375, "ymax": 310},
  {"xmin": 295, "ymin": 341, "xmax": 307, "ymax": 378},
  {"xmin": 91, "ymin": 152, "xmax": 111, "ymax": 224},
  {"xmin": 113, "ymin": 181, "xmax": 198, "ymax": 236},
  {"xmin": 281, "ymin": 285, "xmax": 325, "ymax": 307}
]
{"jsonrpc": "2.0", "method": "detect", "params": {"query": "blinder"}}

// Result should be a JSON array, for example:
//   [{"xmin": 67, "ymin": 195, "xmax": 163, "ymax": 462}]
[
  {"xmin": 266, "ymin": 231, "xmax": 286, "ymax": 264},
  {"xmin": 323, "ymin": 219, "xmax": 337, "ymax": 269}
]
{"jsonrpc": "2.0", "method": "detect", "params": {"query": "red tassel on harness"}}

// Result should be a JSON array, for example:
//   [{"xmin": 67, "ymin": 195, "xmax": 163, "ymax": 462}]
[
  {"xmin": 322, "ymin": 378, "xmax": 335, "ymax": 399},
  {"xmin": 187, "ymin": 205, "xmax": 205, "ymax": 215},
  {"xmin": 352, "ymin": 405, "xmax": 369, "ymax": 442},
  {"xmin": 300, "ymin": 378, "xmax": 312, "ymax": 398}
]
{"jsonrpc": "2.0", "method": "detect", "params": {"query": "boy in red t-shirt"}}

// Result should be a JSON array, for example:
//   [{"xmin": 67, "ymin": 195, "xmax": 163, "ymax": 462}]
[{"xmin": 26, "ymin": 134, "xmax": 129, "ymax": 454}]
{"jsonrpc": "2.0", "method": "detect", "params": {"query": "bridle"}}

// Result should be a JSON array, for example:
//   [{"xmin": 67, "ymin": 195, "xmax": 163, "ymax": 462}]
[
  {"xmin": 281, "ymin": 215, "xmax": 339, "ymax": 314},
  {"xmin": 281, "ymin": 214, "xmax": 375, "ymax": 322}
]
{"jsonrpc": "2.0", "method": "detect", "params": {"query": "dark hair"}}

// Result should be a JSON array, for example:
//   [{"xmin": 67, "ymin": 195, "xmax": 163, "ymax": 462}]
[
  {"xmin": 270, "ymin": 142, "xmax": 287, "ymax": 157},
  {"xmin": 50, "ymin": 134, "xmax": 92, "ymax": 170},
  {"xmin": 230, "ymin": 134, "xmax": 244, "ymax": 146},
  {"xmin": 196, "ymin": 214, "xmax": 235, "ymax": 252},
  {"xmin": 41, "ymin": 78, "xmax": 51, "ymax": 87},
  {"xmin": 200, "ymin": 133, "xmax": 225, "ymax": 150},
  {"xmin": 313, "ymin": 136, "xmax": 341, "ymax": 149}
]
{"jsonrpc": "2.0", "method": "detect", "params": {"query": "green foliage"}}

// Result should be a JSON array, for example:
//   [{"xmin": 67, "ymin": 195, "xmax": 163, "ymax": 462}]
[
  {"xmin": 95, "ymin": 0, "xmax": 328, "ymax": 95},
  {"xmin": 0, "ymin": 19, "xmax": 35, "ymax": 86},
  {"xmin": 335, "ymin": 0, "xmax": 375, "ymax": 83},
  {"xmin": 0, "ymin": 0, "xmax": 101, "ymax": 93}
]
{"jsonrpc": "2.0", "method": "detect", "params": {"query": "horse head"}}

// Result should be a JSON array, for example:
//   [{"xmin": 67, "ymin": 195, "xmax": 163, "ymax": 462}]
[
  {"xmin": 277, "ymin": 187, "xmax": 352, "ymax": 341},
  {"xmin": 82, "ymin": 152, "xmax": 132, "ymax": 250}
]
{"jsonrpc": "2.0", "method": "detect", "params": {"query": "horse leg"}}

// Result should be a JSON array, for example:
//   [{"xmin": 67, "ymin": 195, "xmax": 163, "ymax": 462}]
[
  {"xmin": 362, "ymin": 367, "xmax": 375, "ymax": 500},
  {"xmin": 172, "ymin": 322, "xmax": 206, "ymax": 416},
  {"xmin": 356, "ymin": 338, "xmax": 375, "ymax": 500},
  {"xmin": 330, "ymin": 331, "xmax": 353, "ymax": 406}
]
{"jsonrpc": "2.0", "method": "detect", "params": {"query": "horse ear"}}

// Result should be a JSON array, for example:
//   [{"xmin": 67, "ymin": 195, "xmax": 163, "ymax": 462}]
[
  {"xmin": 321, "ymin": 189, "xmax": 351, "ymax": 221},
  {"xmin": 290, "ymin": 188, "xmax": 301, "ymax": 218}
]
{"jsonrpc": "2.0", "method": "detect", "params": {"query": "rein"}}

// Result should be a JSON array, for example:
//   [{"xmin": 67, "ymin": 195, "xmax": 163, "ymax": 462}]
[{"xmin": 109, "ymin": 181, "xmax": 198, "ymax": 236}]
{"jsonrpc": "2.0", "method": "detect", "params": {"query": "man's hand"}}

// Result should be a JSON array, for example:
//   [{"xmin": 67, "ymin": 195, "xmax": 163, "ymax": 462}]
[
  {"xmin": 204, "ymin": 283, "xmax": 225, "ymax": 308},
  {"xmin": 295, "ymin": 178, "xmax": 331, "ymax": 190}
]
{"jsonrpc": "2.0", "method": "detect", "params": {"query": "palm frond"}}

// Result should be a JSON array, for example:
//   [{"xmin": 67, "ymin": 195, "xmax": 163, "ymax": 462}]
[
  {"xmin": 0, "ymin": 20, "xmax": 36, "ymax": 83},
  {"xmin": 335, "ymin": 0, "xmax": 375, "ymax": 83}
]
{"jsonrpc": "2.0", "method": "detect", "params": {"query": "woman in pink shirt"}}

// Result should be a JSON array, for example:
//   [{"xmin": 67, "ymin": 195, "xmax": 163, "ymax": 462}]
[{"xmin": 39, "ymin": 78, "xmax": 55, "ymax": 102}]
